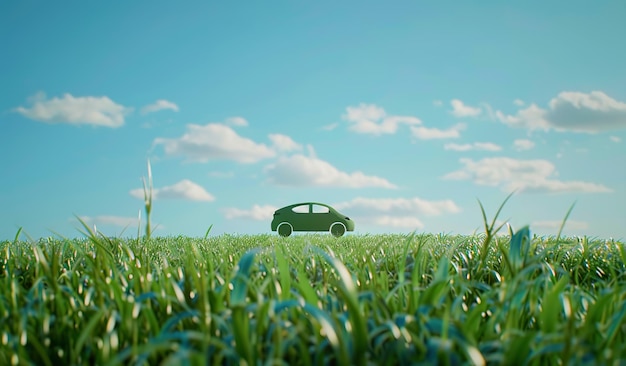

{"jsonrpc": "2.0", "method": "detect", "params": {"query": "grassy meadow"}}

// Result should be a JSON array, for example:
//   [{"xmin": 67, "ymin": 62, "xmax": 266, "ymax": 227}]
[
  {"xmin": 1, "ymin": 169, "xmax": 625, "ymax": 364},
  {"xmin": 1, "ymin": 223, "xmax": 625, "ymax": 365}
]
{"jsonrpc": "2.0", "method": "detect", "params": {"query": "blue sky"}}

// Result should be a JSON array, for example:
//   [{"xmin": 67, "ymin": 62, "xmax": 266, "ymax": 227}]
[{"xmin": 1, "ymin": 1, "xmax": 625, "ymax": 240}]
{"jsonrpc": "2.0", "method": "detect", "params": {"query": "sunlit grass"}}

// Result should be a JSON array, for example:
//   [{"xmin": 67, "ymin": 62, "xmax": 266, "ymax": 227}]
[{"xmin": 1, "ymin": 229, "xmax": 624, "ymax": 365}]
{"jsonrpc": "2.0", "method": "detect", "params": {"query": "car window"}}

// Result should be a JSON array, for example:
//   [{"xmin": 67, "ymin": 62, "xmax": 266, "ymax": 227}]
[
  {"xmin": 291, "ymin": 205, "xmax": 309, "ymax": 213},
  {"xmin": 312, "ymin": 205, "xmax": 329, "ymax": 213}
]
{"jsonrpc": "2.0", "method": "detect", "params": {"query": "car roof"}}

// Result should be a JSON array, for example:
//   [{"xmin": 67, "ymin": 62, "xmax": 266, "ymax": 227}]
[{"xmin": 278, "ymin": 202, "xmax": 335, "ymax": 210}]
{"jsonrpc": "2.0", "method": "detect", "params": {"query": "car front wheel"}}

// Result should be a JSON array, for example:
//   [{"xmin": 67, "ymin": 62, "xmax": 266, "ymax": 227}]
[
  {"xmin": 277, "ymin": 222, "xmax": 293, "ymax": 237},
  {"xmin": 330, "ymin": 222, "xmax": 346, "ymax": 237}
]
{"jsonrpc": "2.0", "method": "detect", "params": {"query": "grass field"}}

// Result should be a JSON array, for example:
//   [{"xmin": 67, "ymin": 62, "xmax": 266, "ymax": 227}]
[
  {"xmin": 1, "ymin": 169, "xmax": 625, "ymax": 365},
  {"xmin": 1, "ymin": 222, "xmax": 625, "ymax": 365}
]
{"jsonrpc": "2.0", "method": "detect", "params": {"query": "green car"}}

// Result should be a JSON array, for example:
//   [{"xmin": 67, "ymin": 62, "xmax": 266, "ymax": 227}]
[{"xmin": 271, "ymin": 202, "xmax": 355, "ymax": 237}]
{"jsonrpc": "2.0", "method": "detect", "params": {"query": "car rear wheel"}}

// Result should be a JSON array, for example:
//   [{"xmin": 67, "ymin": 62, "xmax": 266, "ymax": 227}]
[
  {"xmin": 330, "ymin": 222, "xmax": 346, "ymax": 237},
  {"xmin": 277, "ymin": 222, "xmax": 293, "ymax": 237}
]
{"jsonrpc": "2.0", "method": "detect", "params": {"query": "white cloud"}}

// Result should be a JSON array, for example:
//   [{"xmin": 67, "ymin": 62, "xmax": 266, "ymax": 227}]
[
  {"xmin": 342, "ymin": 103, "xmax": 422, "ymax": 135},
  {"xmin": 496, "ymin": 91, "xmax": 626, "ymax": 133},
  {"xmin": 153, "ymin": 123, "xmax": 276, "ymax": 163},
  {"xmin": 443, "ymin": 157, "xmax": 612, "ymax": 193},
  {"xmin": 264, "ymin": 154, "xmax": 397, "ymax": 189},
  {"xmin": 610, "ymin": 136, "xmax": 621, "ymax": 143},
  {"xmin": 15, "ymin": 92, "xmax": 130, "ymax": 128},
  {"xmin": 141, "ymin": 99, "xmax": 179, "ymax": 114},
  {"xmin": 225, "ymin": 117, "xmax": 248, "ymax": 127},
  {"xmin": 546, "ymin": 91, "xmax": 626, "ymax": 132},
  {"xmin": 496, "ymin": 104, "xmax": 550, "ymax": 131},
  {"xmin": 410, "ymin": 123, "xmax": 465, "ymax": 140},
  {"xmin": 269, "ymin": 133, "xmax": 302, "ymax": 152},
  {"xmin": 223, "ymin": 204, "xmax": 277, "ymax": 221},
  {"xmin": 450, "ymin": 99, "xmax": 482, "ymax": 117},
  {"xmin": 333, "ymin": 196, "xmax": 461, "ymax": 229},
  {"xmin": 130, "ymin": 179, "xmax": 215, "ymax": 201},
  {"xmin": 513, "ymin": 139, "xmax": 536, "ymax": 151},
  {"xmin": 513, "ymin": 99, "xmax": 525, "ymax": 107},
  {"xmin": 78, "ymin": 215, "xmax": 139, "ymax": 228},
  {"xmin": 433, "ymin": 100, "xmax": 443, "ymax": 107},
  {"xmin": 344, "ymin": 103, "xmax": 386, "ymax": 122},
  {"xmin": 444, "ymin": 142, "xmax": 502, "ymax": 151}
]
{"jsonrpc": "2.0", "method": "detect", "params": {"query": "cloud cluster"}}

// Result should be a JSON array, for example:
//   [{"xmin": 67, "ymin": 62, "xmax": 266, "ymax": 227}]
[
  {"xmin": 264, "ymin": 154, "xmax": 397, "ymax": 189},
  {"xmin": 152, "ymin": 123, "xmax": 307, "ymax": 164},
  {"xmin": 18, "ymin": 88, "xmax": 618, "ymax": 238},
  {"xmin": 342, "ymin": 103, "xmax": 468, "ymax": 140},
  {"xmin": 130, "ymin": 179, "xmax": 215, "ymax": 201},
  {"xmin": 153, "ymin": 123, "xmax": 276, "ymax": 163},
  {"xmin": 15, "ymin": 92, "xmax": 130, "ymax": 128},
  {"xmin": 342, "ymin": 104, "xmax": 422, "ymax": 135},
  {"xmin": 15, "ymin": 92, "xmax": 185, "ymax": 128},
  {"xmin": 443, "ymin": 157, "xmax": 612, "ymax": 193},
  {"xmin": 141, "ymin": 99, "xmax": 179, "ymax": 114},
  {"xmin": 410, "ymin": 123, "xmax": 466, "ymax": 140},
  {"xmin": 497, "ymin": 91, "xmax": 626, "ymax": 133},
  {"xmin": 152, "ymin": 118, "xmax": 397, "ymax": 189},
  {"xmin": 450, "ymin": 99, "xmax": 482, "ymax": 117},
  {"xmin": 269, "ymin": 134, "xmax": 303, "ymax": 152},
  {"xmin": 334, "ymin": 196, "xmax": 461, "ymax": 229}
]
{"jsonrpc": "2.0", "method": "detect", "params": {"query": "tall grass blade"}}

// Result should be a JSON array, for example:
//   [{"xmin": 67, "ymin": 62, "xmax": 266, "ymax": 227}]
[
  {"xmin": 142, "ymin": 159, "xmax": 153, "ymax": 240},
  {"xmin": 302, "ymin": 303, "xmax": 349, "ymax": 364},
  {"xmin": 13, "ymin": 227, "xmax": 22, "ymax": 245},
  {"xmin": 313, "ymin": 247, "xmax": 368, "ymax": 364},
  {"xmin": 203, "ymin": 224, "xmax": 213, "ymax": 240},
  {"xmin": 275, "ymin": 244, "xmax": 292, "ymax": 301},
  {"xmin": 509, "ymin": 225, "xmax": 531, "ymax": 274},
  {"xmin": 540, "ymin": 276, "xmax": 569, "ymax": 333},
  {"xmin": 555, "ymin": 202, "xmax": 576, "ymax": 244},
  {"xmin": 230, "ymin": 248, "xmax": 260, "ymax": 364}
]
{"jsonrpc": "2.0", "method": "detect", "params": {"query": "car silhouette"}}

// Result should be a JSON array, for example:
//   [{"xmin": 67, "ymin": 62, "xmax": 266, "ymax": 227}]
[{"xmin": 271, "ymin": 202, "xmax": 355, "ymax": 237}]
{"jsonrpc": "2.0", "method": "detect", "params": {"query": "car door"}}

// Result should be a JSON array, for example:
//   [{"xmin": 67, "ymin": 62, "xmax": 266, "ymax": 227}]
[
  {"xmin": 310, "ymin": 204, "xmax": 334, "ymax": 231},
  {"xmin": 289, "ymin": 204, "xmax": 310, "ymax": 231}
]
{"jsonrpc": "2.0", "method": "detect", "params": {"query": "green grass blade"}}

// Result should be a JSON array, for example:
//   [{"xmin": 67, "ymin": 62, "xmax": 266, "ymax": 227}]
[
  {"xmin": 230, "ymin": 249, "xmax": 260, "ymax": 306},
  {"xmin": 555, "ymin": 202, "xmax": 576, "ymax": 244},
  {"xmin": 230, "ymin": 248, "xmax": 260, "ymax": 364},
  {"xmin": 13, "ymin": 227, "xmax": 22, "ymax": 245},
  {"xmin": 509, "ymin": 225, "xmax": 531, "ymax": 274},
  {"xmin": 313, "ymin": 247, "xmax": 368, "ymax": 364},
  {"xmin": 203, "ymin": 224, "xmax": 213, "ymax": 240},
  {"xmin": 275, "ymin": 244, "xmax": 292, "ymax": 301},
  {"xmin": 539, "ymin": 276, "xmax": 569, "ymax": 333}
]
